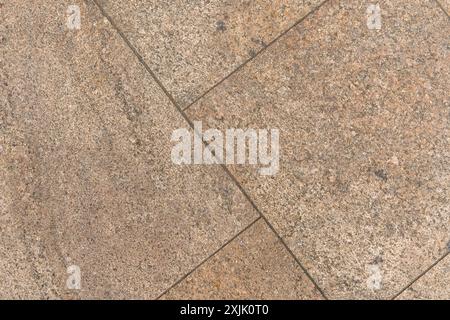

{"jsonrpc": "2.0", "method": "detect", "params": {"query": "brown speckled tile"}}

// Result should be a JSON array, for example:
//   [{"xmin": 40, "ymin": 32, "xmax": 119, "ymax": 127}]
[
  {"xmin": 437, "ymin": 0, "xmax": 450, "ymax": 15},
  {"xmin": 0, "ymin": 0, "xmax": 258, "ymax": 299},
  {"xmin": 96, "ymin": 0, "xmax": 324, "ymax": 108},
  {"xmin": 186, "ymin": 0, "xmax": 450, "ymax": 299},
  {"xmin": 162, "ymin": 220, "xmax": 323, "ymax": 300},
  {"xmin": 0, "ymin": 156, "xmax": 42, "ymax": 299},
  {"xmin": 397, "ymin": 253, "xmax": 450, "ymax": 300}
]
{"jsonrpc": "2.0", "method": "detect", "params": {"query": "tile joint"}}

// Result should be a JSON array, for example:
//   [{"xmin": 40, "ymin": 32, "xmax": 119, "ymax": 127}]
[
  {"xmin": 181, "ymin": 0, "xmax": 331, "ymax": 112},
  {"xmin": 391, "ymin": 251, "xmax": 450, "ymax": 300},
  {"xmin": 91, "ymin": 0, "xmax": 331, "ymax": 300},
  {"xmin": 434, "ymin": 0, "xmax": 450, "ymax": 18}
]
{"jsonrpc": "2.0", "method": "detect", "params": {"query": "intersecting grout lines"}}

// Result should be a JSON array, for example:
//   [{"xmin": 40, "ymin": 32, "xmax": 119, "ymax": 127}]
[
  {"xmin": 155, "ymin": 216, "xmax": 262, "ymax": 299},
  {"xmin": 91, "ymin": 0, "xmax": 448, "ymax": 300},
  {"xmin": 181, "ymin": 0, "xmax": 331, "ymax": 112},
  {"xmin": 91, "ymin": 0, "xmax": 329, "ymax": 299}
]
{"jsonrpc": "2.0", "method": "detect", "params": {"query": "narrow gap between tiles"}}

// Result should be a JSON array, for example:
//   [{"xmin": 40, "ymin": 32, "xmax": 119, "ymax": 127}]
[
  {"xmin": 155, "ymin": 216, "xmax": 262, "ymax": 299},
  {"xmin": 435, "ymin": 0, "xmax": 450, "ymax": 18},
  {"xmin": 388, "ymin": 0, "xmax": 449, "ymax": 298},
  {"xmin": 391, "ymin": 251, "xmax": 449, "ymax": 300},
  {"xmin": 181, "ymin": 0, "xmax": 331, "ymax": 112},
  {"xmin": 91, "ymin": 0, "xmax": 329, "ymax": 300}
]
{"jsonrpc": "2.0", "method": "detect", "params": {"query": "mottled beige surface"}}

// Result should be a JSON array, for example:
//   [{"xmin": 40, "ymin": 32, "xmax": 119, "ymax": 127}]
[
  {"xmin": 1, "ymin": 0, "xmax": 450, "ymax": 300},
  {"xmin": 162, "ymin": 220, "xmax": 323, "ymax": 300},
  {"xmin": 187, "ymin": 0, "xmax": 450, "ymax": 299},
  {"xmin": 96, "ymin": 0, "xmax": 324, "ymax": 108},
  {"xmin": 0, "ymin": 156, "xmax": 42, "ymax": 298},
  {"xmin": 437, "ymin": 0, "xmax": 450, "ymax": 15},
  {"xmin": 0, "ymin": 0, "xmax": 258, "ymax": 299},
  {"xmin": 397, "ymin": 254, "xmax": 450, "ymax": 300}
]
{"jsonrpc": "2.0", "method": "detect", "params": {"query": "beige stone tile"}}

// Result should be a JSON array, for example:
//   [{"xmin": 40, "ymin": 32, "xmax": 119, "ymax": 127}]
[
  {"xmin": 437, "ymin": 0, "xmax": 450, "ymax": 15},
  {"xmin": 186, "ymin": 0, "xmax": 450, "ymax": 299},
  {"xmin": 397, "ymin": 254, "xmax": 450, "ymax": 300},
  {"xmin": 0, "ymin": 158, "xmax": 42, "ymax": 299},
  {"xmin": 0, "ymin": 0, "xmax": 258, "ymax": 299},
  {"xmin": 96, "ymin": 0, "xmax": 324, "ymax": 108},
  {"xmin": 162, "ymin": 220, "xmax": 323, "ymax": 300}
]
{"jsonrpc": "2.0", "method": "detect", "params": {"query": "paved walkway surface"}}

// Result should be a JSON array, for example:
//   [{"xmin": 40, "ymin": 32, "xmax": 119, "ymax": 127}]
[{"xmin": 1, "ymin": 0, "xmax": 449, "ymax": 299}]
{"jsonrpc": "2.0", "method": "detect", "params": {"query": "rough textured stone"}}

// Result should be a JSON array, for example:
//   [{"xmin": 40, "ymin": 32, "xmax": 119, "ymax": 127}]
[
  {"xmin": 96, "ymin": 0, "xmax": 324, "ymax": 107},
  {"xmin": 2, "ymin": 0, "xmax": 449, "ymax": 300},
  {"xmin": 186, "ymin": 0, "xmax": 450, "ymax": 299},
  {"xmin": 162, "ymin": 220, "xmax": 323, "ymax": 300},
  {"xmin": 397, "ymin": 254, "xmax": 450, "ymax": 300},
  {"xmin": 0, "ymin": 0, "xmax": 257, "ymax": 299},
  {"xmin": 437, "ymin": 0, "xmax": 450, "ymax": 15}
]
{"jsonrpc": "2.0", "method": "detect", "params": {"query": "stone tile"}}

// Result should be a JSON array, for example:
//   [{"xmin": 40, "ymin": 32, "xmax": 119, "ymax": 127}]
[
  {"xmin": 0, "ymin": 158, "xmax": 42, "ymax": 299},
  {"xmin": 162, "ymin": 220, "xmax": 323, "ymax": 300},
  {"xmin": 0, "ymin": 0, "xmax": 257, "ymax": 299},
  {"xmin": 186, "ymin": 0, "xmax": 450, "ymax": 299},
  {"xmin": 437, "ymin": 0, "xmax": 450, "ymax": 15},
  {"xmin": 96, "ymin": 0, "xmax": 324, "ymax": 108},
  {"xmin": 397, "ymin": 254, "xmax": 450, "ymax": 300}
]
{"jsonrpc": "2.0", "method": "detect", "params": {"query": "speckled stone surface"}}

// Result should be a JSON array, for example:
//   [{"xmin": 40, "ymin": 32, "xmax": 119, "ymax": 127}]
[
  {"xmin": 162, "ymin": 220, "xmax": 324, "ymax": 300},
  {"xmin": 96, "ymin": 0, "xmax": 324, "ymax": 108},
  {"xmin": 0, "ymin": 157, "xmax": 42, "ymax": 298},
  {"xmin": 0, "ymin": 0, "xmax": 257, "ymax": 299},
  {"xmin": 186, "ymin": 0, "xmax": 450, "ymax": 299},
  {"xmin": 437, "ymin": 0, "xmax": 450, "ymax": 15},
  {"xmin": 397, "ymin": 254, "xmax": 450, "ymax": 300},
  {"xmin": 2, "ymin": 0, "xmax": 450, "ymax": 300}
]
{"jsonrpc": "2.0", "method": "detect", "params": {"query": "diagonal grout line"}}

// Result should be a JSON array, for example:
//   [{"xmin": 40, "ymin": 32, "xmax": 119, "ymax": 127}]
[
  {"xmin": 92, "ymin": 0, "xmax": 329, "ymax": 300},
  {"xmin": 182, "ymin": 0, "xmax": 331, "ymax": 112},
  {"xmin": 155, "ymin": 216, "xmax": 262, "ymax": 299},
  {"xmin": 435, "ymin": 0, "xmax": 450, "ymax": 18},
  {"xmin": 91, "ymin": 0, "xmax": 187, "ymax": 117},
  {"xmin": 367, "ymin": 1, "xmax": 446, "ymax": 300},
  {"xmin": 391, "ymin": 251, "xmax": 449, "ymax": 300},
  {"xmin": 216, "ymin": 164, "xmax": 329, "ymax": 300}
]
